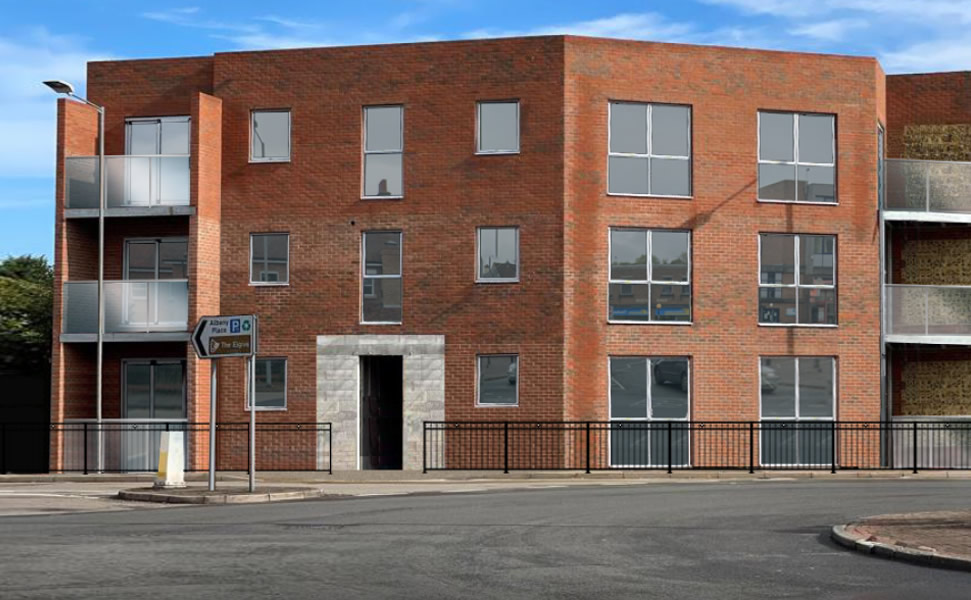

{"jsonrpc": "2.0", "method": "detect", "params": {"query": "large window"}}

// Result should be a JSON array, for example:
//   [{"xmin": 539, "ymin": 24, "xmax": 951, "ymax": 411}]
[
  {"xmin": 758, "ymin": 112, "xmax": 835, "ymax": 203},
  {"xmin": 363, "ymin": 105, "xmax": 403, "ymax": 198},
  {"xmin": 477, "ymin": 227, "xmax": 519, "ymax": 282},
  {"xmin": 760, "ymin": 356, "xmax": 835, "ymax": 466},
  {"xmin": 477, "ymin": 354, "xmax": 518, "ymax": 406},
  {"xmin": 250, "ymin": 233, "xmax": 289, "ymax": 285},
  {"xmin": 609, "ymin": 228, "xmax": 691, "ymax": 323},
  {"xmin": 759, "ymin": 233, "xmax": 836, "ymax": 326},
  {"xmin": 609, "ymin": 357, "xmax": 690, "ymax": 467},
  {"xmin": 246, "ymin": 357, "xmax": 287, "ymax": 411},
  {"xmin": 608, "ymin": 102, "xmax": 691, "ymax": 197},
  {"xmin": 362, "ymin": 231, "xmax": 402, "ymax": 324},
  {"xmin": 477, "ymin": 101, "xmax": 519, "ymax": 154},
  {"xmin": 250, "ymin": 110, "xmax": 291, "ymax": 162},
  {"xmin": 123, "ymin": 360, "xmax": 186, "ymax": 419}
]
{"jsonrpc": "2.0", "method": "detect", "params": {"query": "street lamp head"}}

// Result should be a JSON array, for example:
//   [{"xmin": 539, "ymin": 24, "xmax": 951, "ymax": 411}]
[{"xmin": 43, "ymin": 80, "xmax": 76, "ymax": 95}]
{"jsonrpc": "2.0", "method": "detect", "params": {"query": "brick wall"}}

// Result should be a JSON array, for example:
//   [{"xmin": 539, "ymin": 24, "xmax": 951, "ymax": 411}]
[{"xmin": 887, "ymin": 72, "xmax": 971, "ymax": 159}]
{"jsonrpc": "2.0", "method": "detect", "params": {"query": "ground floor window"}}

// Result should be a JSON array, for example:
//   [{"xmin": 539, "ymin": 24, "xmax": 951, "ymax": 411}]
[
  {"xmin": 247, "ymin": 357, "xmax": 288, "ymax": 411},
  {"xmin": 123, "ymin": 360, "xmax": 186, "ymax": 419},
  {"xmin": 477, "ymin": 354, "xmax": 518, "ymax": 406},
  {"xmin": 760, "ymin": 356, "xmax": 836, "ymax": 466},
  {"xmin": 609, "ymin": 356, "xmax": 690, "ymax": 467}
]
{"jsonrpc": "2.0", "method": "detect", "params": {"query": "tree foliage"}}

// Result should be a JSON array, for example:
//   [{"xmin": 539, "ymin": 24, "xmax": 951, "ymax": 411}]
[{"xmin": 0, "ymin": 255, "xmax": 53, "ymax": 373}]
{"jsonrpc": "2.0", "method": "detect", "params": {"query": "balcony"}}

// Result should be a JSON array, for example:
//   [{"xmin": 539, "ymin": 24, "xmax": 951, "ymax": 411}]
[
  {"xmin": 885, "ymin": 159, "xmax": 971, "ymax": 223},
  {"xmin": 61, "ymin": 280, "xmax": 189, "ymax": 342},
  {"xmin": 885, "ymin": 284, "xmax": 971, "ymax": 344},
  {"xmin": 64, "ymin": 155, "xmax": 193, "ymax": 218}
]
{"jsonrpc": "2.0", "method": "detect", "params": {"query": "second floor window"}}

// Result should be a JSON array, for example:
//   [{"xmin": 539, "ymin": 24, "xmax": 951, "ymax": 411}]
[
  {"xmin": 608, "ymin": 102, "xmax": 691, "ymax": 197},
  {"xmin": 758, "ymin": 111, "xmax": 835, "ymax": 203},
  {"xmin": 362, "ymin": 231, "xmax": 402, "ymax": 324},
  {"xmin": 250, "ymin": 233, "xmax": 289, "ymax": 285},
  {"xmin": 251, "ymin": 110, "xmax": 291, "ymax": 162},
  {"xmin": 759, "ymin": 233, "xmax": 836, "ymax": 325},
  {"xmin": 477, "ymin": 227, "xmax": 519, "ymax": 282},
  {"xmin": 477, "ymin": 101, "xmax": 519, "ymax": 154},
  {"xmin": 609, "ymin": 228, "xmax": 691, "ymax": 323},
  {"xmin": 364, "ymin": 105, "xmax": 403, "ymax": 198}
]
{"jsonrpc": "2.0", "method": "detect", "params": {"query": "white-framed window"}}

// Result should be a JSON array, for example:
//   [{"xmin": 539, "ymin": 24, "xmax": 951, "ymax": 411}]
[
  {"xmin": 759, "ymin": 233, "xmax": 836, "ymax": 326},
  {"xmin": 246, "ymin": 357, "xmax": 287, "ymax": 411},
  {"xmin": 760, "ymin": 356, "xmax": 836, "ymax": 466},
  {"xmin": 477, "ymin": 226, "xmax": 519, "ymax": 282},
  {"xmin": 608, "ymin": 102, "xmax": 691, "ymax": 197},
  {"xmin": 476, "ymin": 101, "xmax": 519, "ymax": 154},
  {"xmin": 250, "ymin": 233, "xmax": 289, "ymax": 285},
  {"xmin": 476, "ymin": 354, "xmax": 518, "ymax": 406},
  {"xmin": 758, "ymin": 111, "xmax": 836, "ymax": 203},
  {"xmin": 609, "ymin": 228, "xmax": 691, "ymax": 323},
  {"xmin": 363, "ymin": 105, "xmax": 403, "ymax": 198},
  {"xmin": 608, "ymin": 356, "xmax": 690, "ymax": 467},
  {"xmin": 250, "ymin": 110, "xmax": 291, "ymax": 162},
  {"xmin": 362, "ymin": 231, "xmax": 402, "ymax": 324}
]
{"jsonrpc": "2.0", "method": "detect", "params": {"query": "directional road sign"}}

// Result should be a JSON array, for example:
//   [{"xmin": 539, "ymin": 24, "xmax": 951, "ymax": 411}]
[{"xmin": 191, "ymin": 315, "xmax": 258, "ymax": 359}]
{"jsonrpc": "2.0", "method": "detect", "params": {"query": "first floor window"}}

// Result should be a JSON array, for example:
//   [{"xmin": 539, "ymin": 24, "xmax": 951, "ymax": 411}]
[
  {"xmin": 759, "ymin": 233, "xmax": 836, "ymax": 325},
  {"xmin": 251, "ymin": 110, "xmax": 291, "ymax": 162},
  {"xmin": 608, "ymin": 102, "xmax": 691, "ymax": 196},
  {"xmin": 362, "ymin": 231, "xmax": 402, "ymax": 323},
  {"xmin": 609, "ymin": 228, "xmax": 691, "ymax": 322},
  {"xmin": 609, "ymin": 356, "xmax": 690, "ymax": 467},
  {"xmin": 760, "ymin": 356, "xmax": 835, "ymax": 466},
  {"xmin": 477, "ymin": 354, "xmax": 518, "ymax": 406},
  {"xmin": 758, "ymin": 111, "xmax": 836, "ymax": 203},
  {"xmin": 363, "ymin": 105, "xmax": 403, "ymax": 197},
  {"xmin": 250, "ymin": 233, "xmax": 289, "ymax": 284},
  {"xmin": 477, "ymin": 101, "xmax": 519, "ymax": 154},
  {"xmin": 247, "ymin": 357, "xmax": 287, "ymax": 411},
  {"xmin": 477, "ymin": 227, "xmax": 519, "ymax": 282}
]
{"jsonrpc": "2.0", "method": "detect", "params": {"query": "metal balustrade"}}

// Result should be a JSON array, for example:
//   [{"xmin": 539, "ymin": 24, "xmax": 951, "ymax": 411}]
[
  {"xmin": 885, "ymin": 159, "xmax": 971, "ymax": 217},
  {"xmin": 885, "ymin": 284, "xmax": 971, "ymax": 342},
  {"xmin": 62, "ymin": 280, "xmax": 189, "ymax": 335}
]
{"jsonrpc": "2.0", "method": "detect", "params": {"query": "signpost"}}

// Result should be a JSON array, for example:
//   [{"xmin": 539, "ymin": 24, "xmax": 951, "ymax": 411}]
[{"xmin": 191, "ymin": 315, "xmax": 258, "ymax": 492}]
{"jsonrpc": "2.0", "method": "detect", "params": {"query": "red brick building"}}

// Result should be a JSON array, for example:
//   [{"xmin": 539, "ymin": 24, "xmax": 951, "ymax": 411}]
[{"xmin": 48, "ymin": 35, "xmax": 969, "ymax": 472}]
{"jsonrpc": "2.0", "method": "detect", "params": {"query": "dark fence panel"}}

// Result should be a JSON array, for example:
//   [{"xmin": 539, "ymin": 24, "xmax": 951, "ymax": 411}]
[
  {"xmin": 423, "ymin": 421, "xmax": 971, "ymax": 472},
  {"xmin": 3, "ymin": 421, "xmax": 332, "ymax": 474}
]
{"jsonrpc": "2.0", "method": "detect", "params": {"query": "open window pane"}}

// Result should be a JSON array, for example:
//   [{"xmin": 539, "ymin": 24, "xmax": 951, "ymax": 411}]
[
  {"xmin": 478, "ymin": 102, "xmax": 518, "ymax": 153},
  {"xmin": 609, "ymin": 103, "xmax": 647, "ymax": 154},
  {"xmin": 251, "ymin": 111, "xmax": 290, "ymax": 161},
  {"xmin": 478, "ymin": 227, "xmax": 518, "ymax": 280},
  {"xmin": 760, "ymin": 357, "xmax": 795, "ymax": 417},
  {"xmin": 759, "ymin": 112, "xmax": 794, "ymax": 161},
  {"xmin": 610, "ymin": 229, "xmax": 648, "ymax": 281},
  {"xmin": 609, "ymin": 358, "xmax": 647, "ymax": 418},
  {"xmin": 651, "ymin": 105, "xmax": 690, "ymax": 156},
  {"xmin": 478, "ymin": 355, "xmax": 518, "ymax": 406},
  {"xmin": 365, "ymin": 106, "xmax": 402, "ymax": 151}
]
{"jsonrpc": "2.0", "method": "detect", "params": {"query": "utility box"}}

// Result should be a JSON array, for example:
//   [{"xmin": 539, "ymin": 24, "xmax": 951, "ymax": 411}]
[{"xmin": 155, "ymin": 431, "xmax": 186, "ymax": 489}]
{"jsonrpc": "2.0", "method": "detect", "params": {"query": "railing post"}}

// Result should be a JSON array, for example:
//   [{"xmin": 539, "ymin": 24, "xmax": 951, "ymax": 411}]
[
  {"xmin": 422, "ymin": 423, "xmax": 427, "ymax": 474},
  {"xmin": 830, "ymin": 421, "xmax": 837, "ymax": 474},
  {"xmin": 667, "ymin": 421, "xmax": 673, "ymax": 474},
  {"xmin": 83, "ymin": 423, "xmax": 89, "ymax": 475},
  {"xmin": 748, "ymin": 422, "xmax": 755, "ymax": 474},
  {"xmin": 912, "ymin": 421, "xmax": 919, "ymax": 474},
  {"xmin": 503, "ymin": 422, "xmax": 509, "ymax": 474},
  {"xmin": 585, "ymin": 422, "xmax": 591, "ymax": 474},
  {"xmin": 1, "ymin": 422, "xmax": 6, "ymax": 474},
  {"xmin": 328, "ymin": 424, "xmax": 333, "ymax": 475}
]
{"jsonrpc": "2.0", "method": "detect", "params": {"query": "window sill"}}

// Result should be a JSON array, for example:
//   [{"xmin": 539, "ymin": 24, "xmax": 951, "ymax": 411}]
[
  {"xmin": 361, "ymin": 195, "xmax": 404, "ymax": 201},
  {"xmin": 476, "ymin": 278, "xmax": 520, "ymax": 284},
  {"xmin": 608, "ymin": 320, "xmax": 693, "ymax": 326},
  {"xmin": 758, "ymin": 323, "xmax": 838, "ymax": 328},
  {"xmin": 607, "ymin": 192, "xmax": 693, "ymax": 200},
  {"xmin": 475, "ymin": 403, "xmax": 519, "ymax": 408},
  {"xmin": 475, "ymin": 150, "xmax": 520, "ymax": 156},
  {"xmin": 757, "ymin": 198, "xmax": 838, "ymax": 206},
  {"xmin": 245, "ymin": 407, "xmax": 288, "ymax": 412},
  {"xmin": 249, "ymin": 282, "xmax": 290, "ymax": 287},
  {"xmin": 361, "ymin": 321, "xmax": 403, "ymax": 326},
  {"xmin": 249, "ymin": 158, "xmax": 291, "ymax": 164}
]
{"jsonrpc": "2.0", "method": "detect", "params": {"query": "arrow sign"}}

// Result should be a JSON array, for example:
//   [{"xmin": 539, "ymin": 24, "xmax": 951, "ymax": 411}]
[{"xmin": 192, "ymin": 315, "xmax": 258, "ymax": 359}]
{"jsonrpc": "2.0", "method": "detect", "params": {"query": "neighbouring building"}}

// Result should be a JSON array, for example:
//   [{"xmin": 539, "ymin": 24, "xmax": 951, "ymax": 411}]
[{"xmin": 47, "ymin": 36, "xmax": 970, "ymax": 472}]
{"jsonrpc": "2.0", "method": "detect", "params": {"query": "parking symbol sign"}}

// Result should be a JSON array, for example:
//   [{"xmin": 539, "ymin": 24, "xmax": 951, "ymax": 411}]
[{"xmin": 230, "ymin": 319, "xmax": 241, "ymax": 333}]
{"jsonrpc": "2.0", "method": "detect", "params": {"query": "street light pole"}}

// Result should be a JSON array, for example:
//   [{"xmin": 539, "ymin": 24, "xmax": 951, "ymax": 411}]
[{"xmin": 44, "ymin": 81, "xmax": 105, "ymax": 471}]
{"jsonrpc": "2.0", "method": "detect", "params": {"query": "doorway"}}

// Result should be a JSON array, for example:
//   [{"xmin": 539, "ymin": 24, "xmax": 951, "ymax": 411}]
[{"xmin": 360, "ymin": 356, "xmax": 403, "ymax": 470}]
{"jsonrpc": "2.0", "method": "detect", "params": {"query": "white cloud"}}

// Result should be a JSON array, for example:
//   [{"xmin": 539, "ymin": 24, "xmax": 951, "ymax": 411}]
[
  {"xmin": 789, "ymin": 18, "xmax": 868, "ymax": 41},
  {"xmin": 466, "ymin": 12, "xmax": 695, "ymax": 41},
  {"xmin": 880, "ymin": 36, "xmax": 971, "ymax": 72},
  {"xmin": 0, "ymin": 28, "xmax": 113, "ymax": 178}
]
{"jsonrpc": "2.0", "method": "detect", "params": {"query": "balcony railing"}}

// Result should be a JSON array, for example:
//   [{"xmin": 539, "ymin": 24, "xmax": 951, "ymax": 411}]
[
  {"xmin": 885, "ymin": 159, "xmax": 971, "ymax": 217},
  {"xmin": 886, "ymin": 284, "xmax": 971, "ymax": 341},
  {"xmin": 65, "ymin": 155, "xmax": 190, "ymax": 209},
  {"xmin": 62, "ymin": 280, "xmax": 188, "ymax": 335}
]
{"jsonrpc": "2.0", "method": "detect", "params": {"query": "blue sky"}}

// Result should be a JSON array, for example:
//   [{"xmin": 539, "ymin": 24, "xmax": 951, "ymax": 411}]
[{"xmin": 3, "ymin": 0, "xmax": 971, "ymax": 261}]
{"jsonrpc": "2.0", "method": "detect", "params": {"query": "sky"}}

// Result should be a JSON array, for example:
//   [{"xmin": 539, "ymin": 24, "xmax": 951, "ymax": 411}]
[{"xmin": 2, "ymin": 0, "xmax": 971, "ymax": 261}]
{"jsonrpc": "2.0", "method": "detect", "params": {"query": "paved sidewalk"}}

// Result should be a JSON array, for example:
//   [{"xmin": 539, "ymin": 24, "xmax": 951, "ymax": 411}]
[{"xmin": 832, "ymin": 511, "xmax": 971, "ymax": 572}]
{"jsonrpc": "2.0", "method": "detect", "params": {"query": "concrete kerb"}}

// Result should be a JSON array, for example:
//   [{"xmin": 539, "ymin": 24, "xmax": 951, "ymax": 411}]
[
  {"xmin": 831, "ymin": 524, "xmax": 971, "ymax": 573},
  {"xmin": 118, "ymin": 487, "xmax": 324, "ymax": 505}
]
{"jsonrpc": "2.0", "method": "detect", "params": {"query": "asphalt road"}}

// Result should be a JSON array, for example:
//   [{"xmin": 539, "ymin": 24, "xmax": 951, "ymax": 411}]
[{"xmin": 1, "ymin": 480, "xmax": 970, "ymax": 599}]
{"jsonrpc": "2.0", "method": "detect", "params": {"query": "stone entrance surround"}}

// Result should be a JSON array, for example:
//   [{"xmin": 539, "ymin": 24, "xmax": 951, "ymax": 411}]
[{"xmin": 316, "ymin": 335, "xmax": 445, "ymax": 470}]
